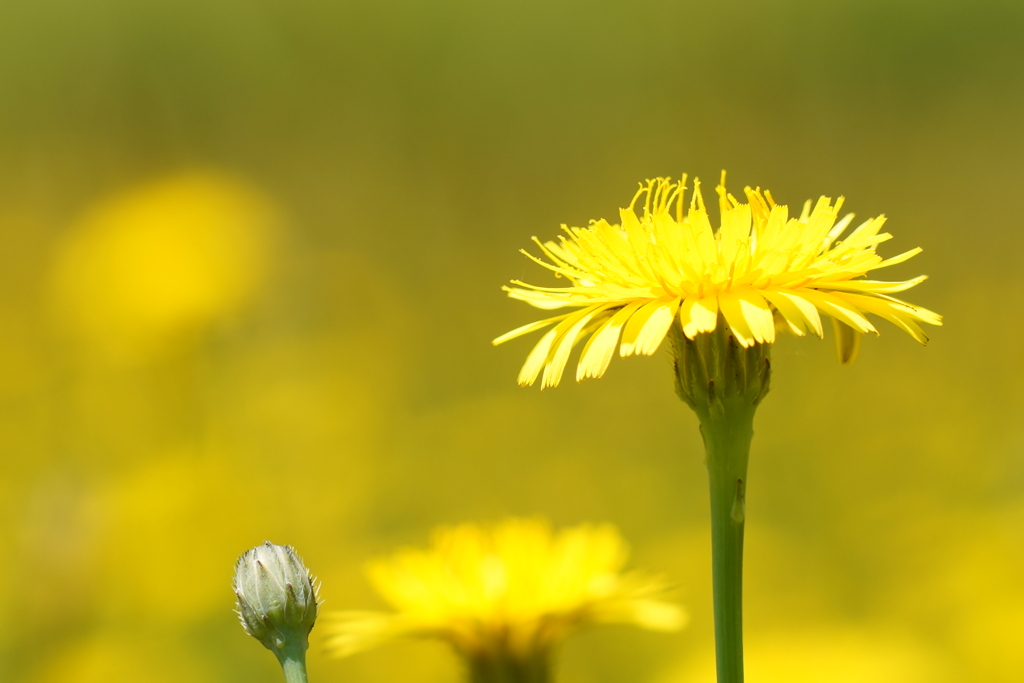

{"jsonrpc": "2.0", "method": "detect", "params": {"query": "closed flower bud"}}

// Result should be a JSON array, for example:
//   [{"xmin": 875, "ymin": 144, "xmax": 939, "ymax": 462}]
[{"xmin": 234, "ymin": 542, "xmax": 320, "ymax": 662}]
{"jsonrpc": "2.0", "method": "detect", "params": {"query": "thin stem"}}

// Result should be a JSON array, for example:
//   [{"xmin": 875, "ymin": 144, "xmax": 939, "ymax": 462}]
[
  {"xmin": 670, "ymin": 321, "xmax": 768, "ymax": 683},
  {"xmin": 277, "ymin": 644, "xmax": 310, "ymax": 683},
  {"xmin": 701, "ymin": 407, "xmax": 755, "ymax": 683}
]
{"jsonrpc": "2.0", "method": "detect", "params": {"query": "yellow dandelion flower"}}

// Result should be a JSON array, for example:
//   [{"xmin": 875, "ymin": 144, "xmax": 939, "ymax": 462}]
[
  {"xmin": 494, "ymin": 173, "xmax": 942, "ymax": 387},
  {"xmin": 325, "ymin": 519, "xmax": 684, "ymax": 677}
]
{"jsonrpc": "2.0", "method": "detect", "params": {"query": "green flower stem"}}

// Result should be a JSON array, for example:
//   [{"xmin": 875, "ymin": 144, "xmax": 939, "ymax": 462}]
[
  {"xmin": 701, "ymin": 404, "xmax": 755, "ymax": 683},
  {"xmin": 669, "ymin": 321, "xmax": 770, "ymax": 683},
  {"xmin": 467, "ymin": 653, "xmax": 553, "ymax": 683},
  {"xmin": 277, "ymin": 643, "xmax": 310, "ymax": 683}
]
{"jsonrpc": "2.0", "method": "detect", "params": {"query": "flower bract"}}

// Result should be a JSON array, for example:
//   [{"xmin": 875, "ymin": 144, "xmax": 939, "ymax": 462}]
[
  {"xmin": 494, "ymin": 174, "xmax": 941, "ymax": 387},
  {"xmin": 324, "ymin": 519, "xmax": 683, "ymax": 662}
]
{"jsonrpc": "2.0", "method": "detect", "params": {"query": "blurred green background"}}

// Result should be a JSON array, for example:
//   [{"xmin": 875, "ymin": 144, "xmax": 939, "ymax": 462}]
[{"xmin": 1, "ymin": 0, "xmax": 1022, "ymax": 681}]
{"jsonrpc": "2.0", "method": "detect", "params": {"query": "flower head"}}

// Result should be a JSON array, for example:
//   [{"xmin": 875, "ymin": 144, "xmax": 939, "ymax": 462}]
[
  {"xmin": 494, "ymin": 174, "xmax": 941, "ymax": 387},
  {"xmin": 325, "ymin": 519, "xmax": 683, "ymax": 665},
  {"xmin": 234, "ymin": 542, "xmax": 320, "ymax": 661}
]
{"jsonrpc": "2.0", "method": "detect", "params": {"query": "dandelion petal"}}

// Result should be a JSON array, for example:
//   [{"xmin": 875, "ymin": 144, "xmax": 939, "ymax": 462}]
[
  {"xmin": 577, "ymin": 302, "xmax": 644, "ymax": 380},
  {"xmin": 679, "ymin": 296, "xmax": 718, "ymax": 339}
]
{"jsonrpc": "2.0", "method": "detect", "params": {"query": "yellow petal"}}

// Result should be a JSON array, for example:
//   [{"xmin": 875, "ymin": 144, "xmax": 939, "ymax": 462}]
[
  {"xmin": 735, "ymin": 288, "xmax": 776, "ymax": 344},
  {"xmin": 872, "ymin": 247, "xmax": 922, "ymax": 270},
  {"xmin": 504, "ymin": 286, "xmax": 577, "ymax": 310},
  {"xmin": 493, "ymin": 313, "xmax": 573, "ymax": 346},
  {"xmin": 862, "ymin": 293, "xmax": 943, "ymax": 326},
  {"xmin": 576, "ymin": 301, "xmax": 645, "ymax": 380},
  {"xmin": 820, "ymin": 276, "xmax": 927, "ymax": 295},
  {"xmin": 678, "ymin": 296, "xmax": 719, "ymax": 339},
  {"xmin": 717, "ymin": 203, "xmax": 752, "ymax": 268},
  {"xmin": 620, "ymin": 298, "xmax": 673, "ymax": 357},
  {"xmin": 883, "ymin": 313, "xmax": 929, "ymax": 344},
  {"xmin": 833, "ymin": 292, "xmax": 938, "ymax": 343},
  {"xmin": 844, "ymin": 215, "xmax": 886, "ymax": 242},
  {"xmin": 542, "ymin": 305, "xmax": 613, "ymax": 388},
  {"xmin": 798, "ymin": 288, "xmax": 878, "ymax": 334},
  {"xmin": 717, "ymin": 288, "xmax": 774, "ymax": 346},
  {"xmin": 718, "ymin": 291, "xmax": 755, "ymax": 346},
  {"xmin": 517, "ymin": 327, "xmax": 559, "ymax": 386},
  {"xmin": 620, "ymin": 298, "xmax": 681, "ymax": 357},
  {"xmin": 760, "ymin": 288, "xmax": 811, "ymax": 336}
]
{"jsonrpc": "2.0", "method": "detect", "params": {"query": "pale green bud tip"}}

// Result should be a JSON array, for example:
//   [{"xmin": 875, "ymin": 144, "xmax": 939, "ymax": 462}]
[{"xmin": 233, "ymin": 541, "xmax": 320, "ymax": 659}]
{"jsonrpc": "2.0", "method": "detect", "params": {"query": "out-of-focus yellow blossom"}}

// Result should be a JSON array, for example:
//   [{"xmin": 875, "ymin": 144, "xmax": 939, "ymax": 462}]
[
  {"xmin": 325, "ymin": 519, "xmax": 684, "ymax": 668},
  {"xmin": 50, "ymin": 171, "xmax": 278, "ymax": 358},
  {"xmin": 495, "ymin": 174, "xmax": 941, "ymax": 387}
]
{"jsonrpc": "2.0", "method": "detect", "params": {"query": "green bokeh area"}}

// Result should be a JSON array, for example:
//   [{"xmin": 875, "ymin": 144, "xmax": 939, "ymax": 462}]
[{"xmin": 1, "ymin": 1, "xmax": 1022, "ymax": 681}]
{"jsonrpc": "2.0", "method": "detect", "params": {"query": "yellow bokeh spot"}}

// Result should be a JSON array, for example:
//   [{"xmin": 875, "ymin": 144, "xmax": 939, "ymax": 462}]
[{"xmin": 50, "ymin": 171, "xmax": 278, "ymax": 357}]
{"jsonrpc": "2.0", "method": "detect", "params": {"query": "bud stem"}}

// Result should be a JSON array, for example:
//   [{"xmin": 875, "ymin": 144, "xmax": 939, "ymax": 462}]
[
  {"xmin": 702, "ymin": 406, "xmax": 754, "ymax": 683},
  {"xmin": 278, "ymin": 643, "xmax": 310, "ymax": 683}
]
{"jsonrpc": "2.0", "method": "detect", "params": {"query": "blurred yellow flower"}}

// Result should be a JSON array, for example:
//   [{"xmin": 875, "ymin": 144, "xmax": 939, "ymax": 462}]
[
  {"xmin": 326, "ymin": 519, "xmax": 683, "ymax": 672},
  {"xmin": 494, "ymin": 174, "xmax": 941, "ymax": 387},
  {"xmin": 50, "ymin": 171, "xmax": 278, "ymax": 358}
]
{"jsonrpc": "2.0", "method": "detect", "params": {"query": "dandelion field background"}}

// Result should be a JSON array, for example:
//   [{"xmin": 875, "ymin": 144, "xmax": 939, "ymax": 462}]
[{"xmin": 1, "ymin": 0, "xmax": 1023, "ymax": 681}]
